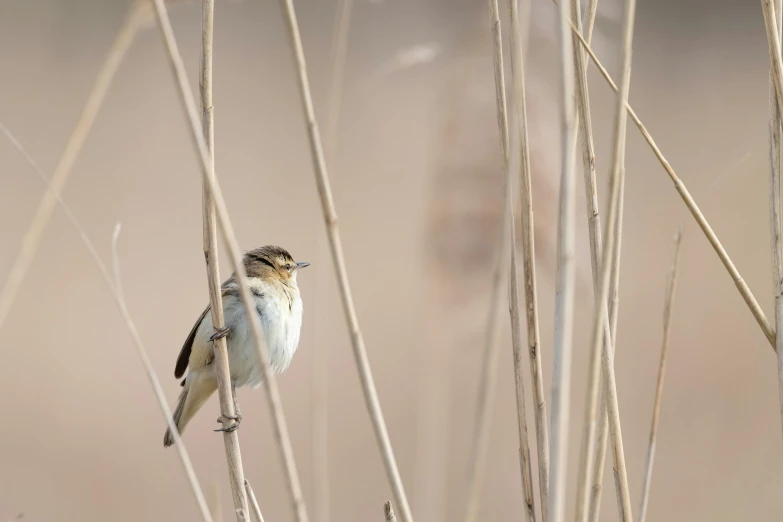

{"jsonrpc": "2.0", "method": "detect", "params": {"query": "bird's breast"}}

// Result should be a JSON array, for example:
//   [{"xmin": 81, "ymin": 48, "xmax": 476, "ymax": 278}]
[{"xmin": 251, "ymin": 288, "xmax": 302, "ymax": 373}]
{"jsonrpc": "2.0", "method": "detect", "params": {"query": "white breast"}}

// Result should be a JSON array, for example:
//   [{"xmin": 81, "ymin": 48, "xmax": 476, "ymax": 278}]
[{"xmin": 223, "ymin": 277, "xmax": 303, "ymax": 389}]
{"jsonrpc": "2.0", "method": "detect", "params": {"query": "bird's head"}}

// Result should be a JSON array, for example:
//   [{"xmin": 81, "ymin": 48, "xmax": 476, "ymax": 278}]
[{"xmin": 243, "ymin": 245, "xmax": 309, "ymax": 284}]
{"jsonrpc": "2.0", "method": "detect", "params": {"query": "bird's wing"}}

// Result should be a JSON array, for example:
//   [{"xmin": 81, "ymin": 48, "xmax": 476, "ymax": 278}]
[
  {"xmin": 175, "ymin": 305, "xmax": 210, "ymax": 379},
  {"xmin": 175, "ymin": 277, "xmax": 239, "ymax": 380}
]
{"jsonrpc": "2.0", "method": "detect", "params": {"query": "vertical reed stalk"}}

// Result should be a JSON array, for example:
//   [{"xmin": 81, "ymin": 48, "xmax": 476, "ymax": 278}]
[
  {"xmin": 563, "ymin": 1, "xmax": 624, "ymax": 521},
  {"xmin": 311, "ymin": 3, "xmax": 354, "ymax": 520},
  {"xmin": 578, "ymin": 0, "xmax": 638, "ymax": 519},
  {"xmin": 274, "ymin": 1, "xmax": 412, "ymax": 520},
  {"xmin": 149, "ymin": 2, "xmax": 310, "ymax": 520},
  {"xmin": 464, "ymin": 0, "xmax": 511, "ymax": 516},
  {"xmin": 198, "ymin": 1, "xmax": 250, "ymax": 519},
  {"xmin": 549, "ymin": 0, "xmax": 578, "ymax": 520},
  {"xmin": 565, "ymin": 14, "xmax": 777, "ymax": 351},
  {"xmin": 245, "ymin": 480, "xmax": 267, "ymax": 522},
  {"xmin": 762, "ymin": 0, "xmax": 783, "ymax": 439},
  {"xmin": 465, "ymin": 0, "xmax": 537, "ymax": 519},
  {"xmin": 637, "ymin": 229, "xmax": 683, "ymax": 522},
  {"xmin": 509, "ymin": 0, "xmax": 550, "ymax": 519}
]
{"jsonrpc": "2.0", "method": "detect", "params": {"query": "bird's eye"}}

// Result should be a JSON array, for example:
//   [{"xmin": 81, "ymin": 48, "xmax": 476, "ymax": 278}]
[{"xmin": 285, "ymin": 263, "xmax": 292, "ymax": 271}]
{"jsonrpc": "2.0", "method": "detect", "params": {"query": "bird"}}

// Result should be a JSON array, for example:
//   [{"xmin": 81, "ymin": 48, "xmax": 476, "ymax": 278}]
[{"xmin": 163, "ymin": 245, "xmax": 309, "ymax": 447}]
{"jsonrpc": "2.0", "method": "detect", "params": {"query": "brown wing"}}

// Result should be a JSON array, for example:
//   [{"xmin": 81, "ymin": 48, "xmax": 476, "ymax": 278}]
[
  {"xmin": 175, "ymin": 277, "xmax": 238, "ymax": 380},
  {"xmin": 174, "ymin": 305, "xmax": 210, "ymax": 379}
]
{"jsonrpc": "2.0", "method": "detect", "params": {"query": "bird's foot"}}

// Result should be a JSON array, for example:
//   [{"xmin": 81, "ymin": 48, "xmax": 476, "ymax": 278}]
[
  {"xmin": 214, "ymin": 412, "xmax": 242, "ymax": 433},
  {"xmin": 209, "ymin": 326, "xmax": 230, "ymax": 342}
]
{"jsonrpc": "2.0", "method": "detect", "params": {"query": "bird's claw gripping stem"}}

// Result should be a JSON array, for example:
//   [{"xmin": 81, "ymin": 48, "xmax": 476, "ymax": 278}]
[
  {"xmin": 214, "ymin": 412, "xmax": 242, "ymax": 433},
  {"xmin": 209, "ymin": 326, "xmax": 230, "ymax": 342}
]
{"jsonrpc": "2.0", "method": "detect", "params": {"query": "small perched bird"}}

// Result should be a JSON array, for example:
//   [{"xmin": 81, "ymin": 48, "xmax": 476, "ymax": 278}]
[{"xmin": 164, "ymin": 245, "xmax": 309, "ymax": 447}]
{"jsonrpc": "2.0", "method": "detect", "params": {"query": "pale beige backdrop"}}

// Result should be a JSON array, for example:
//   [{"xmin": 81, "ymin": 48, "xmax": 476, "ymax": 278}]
[{"xmin": 0, "ymin": 1, "xmax": 781, "ymax": 521}]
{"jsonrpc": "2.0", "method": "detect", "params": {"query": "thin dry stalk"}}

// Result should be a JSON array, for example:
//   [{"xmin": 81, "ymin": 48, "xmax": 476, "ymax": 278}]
[
  {"xmin": 274, "ymin": 1, "xmax": 413, "ymax": 521},
  {"xmin": 553, "ymin": 3, "xmax": 626, "ymax": 521},
  {"xmin": 564, "ymin": 0, "xmax": 624, "ymax": 520},
  {"xmin": 585, "ymin": 200, "xmax": 622, "ymax": 522},
  {"xmin": 114, "ymin": 229, "xmax": 217, "ymax": 518},
  {"xmin": 571, "ymin": 0, "xmax": 601, "ymax": 286},
  {"xmin": 580, "ymin": 1, "xmax": 756, "ymax": 511},
  {"xmin": 325, "ymin": 0, "xmax": 354, "ymax": 159},
  {"xmin": 581, "ymin": 0, "xmax": 598, "ymax": 40},
  {"xmin": 506, "ymin": 146, "xmax": 536, "ymax": 522},
  {"xmin": 197, "ymin": 1, "xmax": 250, "ymax": 519},
  {"xmin": 208, "ymin": 481, "xmax": 224, "ymax": 522},
  {"xmin": 762, "ymin": 0, "xmax": 783, "ymax": 436},
  {"xmin": 245, "ymin": 480, "xmax": 267, "ymax": 522},
  {"xmin": 571, "ymin": 0, "xmax": 600, "ymax": 287},
  {"xmin": 311, "ymin": 3, "xmax": 354, "ymax": 520},
  {"xmin": 385, "ymin": 502, "xmax": 398, "ymax": 522},
  {"xmin": 0, "ymin": 0, "xmax": 144, "ymax": 334},
  {"xmin": 577, "ymin": 0, "xmax": 638, "ymax": 519},
  {"xmin": 149, "ymin": 3, "xmax": 310, "ymax": 522},
  {"xmin": 0, "ymin": 123, "xmax": 213, "ymax": 522},
  {"xmin": 775, "ymin": 0, "xmax": 783, "ymax": 441},
  {"xmin": 637, "ymin": 228, "xmax": 683, "ymax": 522},
  {"xmin": 548, "ymin": 0, "xmax": 578, "ymax": 520},
  {"xmin": 564, "ymin": 14, "xmax": 777, "ymax": 350},
  {"xmin": 465, "ymin": 1, "xmax": 535, "ymax": 521},
  {"xmin": 509, "ymin": 0, "xmax": 549, "ymax": 520},
  {"xmin": 464, "ymin": 216, "xmax": 508, "ymax": 522},
  {"xmin": 575, "ymin": 1, "xmax": 629, "ymax": 516}
]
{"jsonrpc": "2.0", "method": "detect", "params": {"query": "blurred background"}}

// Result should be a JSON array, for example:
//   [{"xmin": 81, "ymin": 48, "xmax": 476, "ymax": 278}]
[{"xmin": 0, "ymin": 0, "xmax": 781, "ymax": 521}]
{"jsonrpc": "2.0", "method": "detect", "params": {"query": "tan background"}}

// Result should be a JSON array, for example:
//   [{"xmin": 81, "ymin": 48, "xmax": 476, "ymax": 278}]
[{"xmin": 1, "ymin": 0, "xmax": 781, "ymax": 521}]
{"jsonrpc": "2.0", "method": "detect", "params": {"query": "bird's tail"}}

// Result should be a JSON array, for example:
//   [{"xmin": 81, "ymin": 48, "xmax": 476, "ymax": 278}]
[{"xmin": 163, "ymin": 373, "xmax": 217, "ymax": 448}]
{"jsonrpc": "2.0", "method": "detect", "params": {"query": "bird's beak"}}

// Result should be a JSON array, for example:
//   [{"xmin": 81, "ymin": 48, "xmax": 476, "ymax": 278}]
[{"xmin": 296, "ymin": 261, "xmax": 310, "ymax": 269}]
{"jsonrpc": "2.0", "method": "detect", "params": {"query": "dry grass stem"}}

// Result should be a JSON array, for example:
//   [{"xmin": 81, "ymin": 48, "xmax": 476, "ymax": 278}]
[
  {"xmin": 0, "ymin": 0, "xmax": 144, "ymax": 335},
  {"xmin": 562, "ymin": 1, "xmax": 624, "ymax": 520},
  {"xmin": 564, "ymin": 13, "xmax": 777, "ymax": 350},
  {"xmin": 311, "ymin": 3, "xmax": 355, "ymax": 520},
  {"xmin": 197, "ymin": 1, "xmax": 250, "ymax": 518},
  {"xmin": 465, "ymin": 0, "xmax": 537, "ymax": 520},
  {"xmin": 385, "ymin": 501, "xmax": 398, "ymax": 522},
  {"xmin": 581, "ymin": 0, "xmax": 598, "ymax": 42},
  {"xmin": 762, "ymin": 0, "xmax": 783, "ymax": 437},
  {"xmin": 465, "ymin": 232, "xmax": 508, "ymax": 522},
  {"xmin": 149, "ymin": 2, "xmax": 309, "ymax": 521},
  {"xmin": 637, "ymin": 228, "xmax": 683, "ymax": 522},
  {"xmin": 578, "ymin": 0, "xmax": 639, "ymax": 519},
  {"xmin": 509, "ymin": 0, "xmax": 549, "ymax": 520},
  {"xmin": 464, "ymin": 12, "xmax": 520, "ymax": 519},
  {"xmin": 571, "ymin": 0, "xmax": 600, "ymax": 286},
  {"xmin": 588, "ymin": 193, "xmax": 626, "ymax": 521},
  {"xmin": 208, "ymin": 481, "xmax": 223, "ymax": 522},
  {"xmin": 505, "ymin": 142, "xmax": 536, "ymax": 522},
  {"xmin": 0, "ymin": 123, "xmax": 214, "ymax": 522},
  {"xmin": 764, "ymin": 0, "xmax": 783, "ymax": 112},
  {"xmin": 464, "ymin": 215, "xmax": 509, "ymax": 521},
  {"xmin": 274, "ymin": 1, "xmax": 412, "ymax": 520},
  {"xmin": 576, "ymin": 0, "xmax": 629, "ymax": 515},
  {"xmin": 245, "ymin": 480, "xmax": 267, "ymax": 522},
  {"xmin": 568, "ymin": 9, "xmax": 612, "ymax": 520},
  {"xmin": 549, "ymin": 0, "xmax": 578, "ymax": 520},
  {"xmin": 325, "ymin": 0, "xmax": 354, "ymax": 160},
  {"xmin": 114, "ymin": 228, "xmax": 217, "ymax": 519}
]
